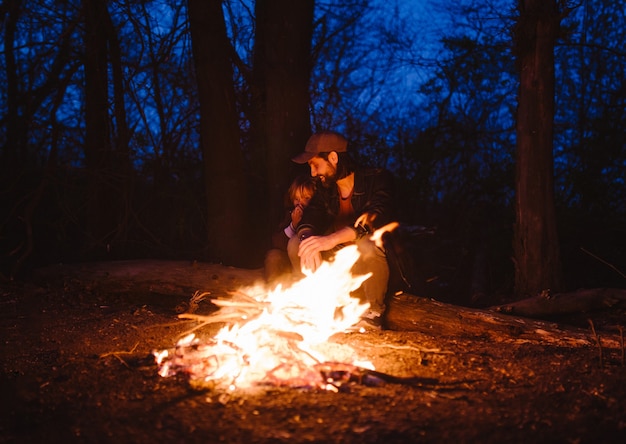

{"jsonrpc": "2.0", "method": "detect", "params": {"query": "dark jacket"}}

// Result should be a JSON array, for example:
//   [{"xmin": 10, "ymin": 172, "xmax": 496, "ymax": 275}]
[{"xmin": 297, "ymin": 168, "xmax": 395, "ymax": 239}]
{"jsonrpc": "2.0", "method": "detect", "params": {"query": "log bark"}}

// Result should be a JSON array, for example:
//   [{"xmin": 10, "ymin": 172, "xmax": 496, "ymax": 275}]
[
  {"xmin": 33, "ymin": 260, "xmax": 265, "ymax": 302},
  {"xmin": 489, "ymin": 288, "xmax": 626, "ymax": 318},
  {"xmin": 385, "ymin": 293, "xmax": 618, "ymax": 348}
]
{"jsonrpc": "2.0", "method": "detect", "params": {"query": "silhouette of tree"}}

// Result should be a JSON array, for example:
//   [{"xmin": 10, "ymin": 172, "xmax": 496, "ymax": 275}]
[
  {"xmin": 251, "ymin": 0, "xmax": 314, "ymax": 241},
  {"xmin": 512, "ymin": 0, "xmax": 564, "ymax": 298},
  {"xmin": 188, "ymin": 0, "xmax": 248, "ymax": 266}
]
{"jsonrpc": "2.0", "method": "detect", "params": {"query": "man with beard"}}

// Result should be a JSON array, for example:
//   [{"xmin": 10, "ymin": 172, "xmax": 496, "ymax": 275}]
[{"xmin": 288, "ymin": 131, "xmax": 395, "ymax": 330}]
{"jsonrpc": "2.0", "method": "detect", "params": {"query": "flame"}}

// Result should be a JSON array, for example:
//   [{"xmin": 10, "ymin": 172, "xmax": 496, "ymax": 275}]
[{"xmin": 154, "ymin": 244, "xmax": 377, "ymax": 390}]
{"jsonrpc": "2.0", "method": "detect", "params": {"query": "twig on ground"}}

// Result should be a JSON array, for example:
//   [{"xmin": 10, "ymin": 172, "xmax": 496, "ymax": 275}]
[
  {"xmin": 587, "ymin": 319, "xmax": 603, "ymax": 367},
  {"xmin": 99, "ymin": 342, "xmax": 139, "ymax": 358},
  {"xmin": 618, "ymin": 326, "xmax": 625, "ymax": 366},
  {"xmin": 99, "ymin": 342, "xmax": 140, "ymax": 368},
  {"xmin": 188, "ymin": 291, "xmax": 211, "ymax": 313},
  {"xmin": 174, "ymin": 289, "xmax": 269, "ymax": 339},
  {"xmin": 144, "ymin": 320, "xmax": 196, "ymax": 330},
  {"xmin": 362, "ymin": 341, "xmax": 452, "ymax": 354},
  {"xmin": 175, "ymin": 313, "xmax": 221, "ymax": 338},
  {"xmin": 580, "ymin": 247, "xmax": 626, "ymax": 280}
]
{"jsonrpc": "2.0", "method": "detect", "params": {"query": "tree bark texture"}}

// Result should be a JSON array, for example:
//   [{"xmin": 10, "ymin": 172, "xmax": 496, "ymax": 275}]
[
  {"xmin": 253, "ymin": 0, "xmax": 315, "ymax": 234},
  {"xmin": 490, "ymin": 287, "xmax": 626, "ymax": 318},
  {"xmin": 188, "ymin": 0, "xmax": 248, "ymax": 266},
  {"xmin": 83, "ymin": 0, "xmax": 121, "ymax": 256},
  {"xmin": 102, "ymin": 3, "xmax": 133, "ymax": 250},
  {"xmin": 513, "ymin": 0, "xmax": 563, "ymax": 299}
]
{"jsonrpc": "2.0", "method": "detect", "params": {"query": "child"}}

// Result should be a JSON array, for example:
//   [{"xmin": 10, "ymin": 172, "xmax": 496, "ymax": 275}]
[{"xmin": 264, "ymin": 175, "xmax": 316, "ymax": 284}]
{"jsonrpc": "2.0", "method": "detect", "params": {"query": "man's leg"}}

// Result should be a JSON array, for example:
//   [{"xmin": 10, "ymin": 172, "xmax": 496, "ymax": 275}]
[
  {"xmin": 264, "ymin": 248, "xmax": 291, "ymax": 285},
  {"xmin": 354, "ymin": 236, "xmax": 389, "ymax": 316},
  {"xmin": 287, "ymin": 236, "xmax": 305, "ymax": 278}
]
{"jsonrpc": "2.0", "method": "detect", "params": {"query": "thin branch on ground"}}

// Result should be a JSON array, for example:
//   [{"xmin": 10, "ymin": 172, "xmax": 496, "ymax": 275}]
[
  {"xmin": 361, "ymin": 341, "xmax": 452, "ymax": 354},
  {"xmin": 618, "ymin": 326, "xmax": 625, "ymax": 366},
  {"xmin": 99, "ymin": 342, "xmax": 140, "ymax": 358},
  {"xmin": 580, "ymin": 247, "xmax": 626, "ymax": 280},
  {"xmin": 587, "ymin": 319, "xmax": 603, "ymax": 367},
  {"xmin": 99, "ymin": 342, "xmax": 141, "ymax": 368}
]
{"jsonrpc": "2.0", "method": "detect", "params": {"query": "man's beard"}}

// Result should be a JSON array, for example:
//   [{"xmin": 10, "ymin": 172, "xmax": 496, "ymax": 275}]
[
  {"xmin": 316, "ymin": 170, "xmax": 337, "ymax": 188},
  {"xmin": 315, "ymin": 162, "xmax": 337, "ymax": 188}
]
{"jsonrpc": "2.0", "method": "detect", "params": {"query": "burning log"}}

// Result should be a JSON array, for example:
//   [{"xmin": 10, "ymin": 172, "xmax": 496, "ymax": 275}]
[
  {"xmin": 154, "ymin": 224, "xmax": 446, "ymax": 392},
  {"xmin": 157, "ymin": 334, "xmax": 440, "ymax": 392},
  {"xmin": 154, "ymin": 245, "xmax": 379, "ymax": 391}
]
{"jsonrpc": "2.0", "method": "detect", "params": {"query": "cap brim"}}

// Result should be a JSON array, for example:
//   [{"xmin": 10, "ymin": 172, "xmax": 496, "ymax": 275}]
[{"xmin": 291, "ymin": 152, "xmax": 315, "ymax": 164}]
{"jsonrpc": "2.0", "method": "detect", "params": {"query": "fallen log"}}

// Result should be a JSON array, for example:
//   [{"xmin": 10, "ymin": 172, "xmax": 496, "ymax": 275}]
[
  {"xmin": 33, "ymin": 259, "xmax": 265, "ymax": 299},
  {"xmin": 385, "ymin": 292, "xmax": 621, "ymax": 349},
  {"xmin": 33, "ymin": 260, "xmax": 622, "ymax": 349},
  {"xmin": 488, "ymin": 288, "xmax": 626, "ymax": 318}
]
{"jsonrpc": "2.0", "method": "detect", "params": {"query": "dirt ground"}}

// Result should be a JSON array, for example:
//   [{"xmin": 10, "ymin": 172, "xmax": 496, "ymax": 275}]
[{"xmin": 1, "ymin": 260, "xmax": 625, "ymax": 443}]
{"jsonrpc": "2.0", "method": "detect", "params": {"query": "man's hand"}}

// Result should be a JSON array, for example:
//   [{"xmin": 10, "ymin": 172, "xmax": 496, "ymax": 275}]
[
  {"xmin": 298, "ymin": 236, "xmax": 328, "ymax": 273},
  {"xmin": 297, "ymin": 226, "xmax": 358, "ymax": 274}
]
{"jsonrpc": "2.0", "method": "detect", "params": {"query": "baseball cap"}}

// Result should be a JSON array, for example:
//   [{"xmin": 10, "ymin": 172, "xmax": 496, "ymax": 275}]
[{"xmin": 291, "ymin": 131, "xmax": 348, "ymax": 164}]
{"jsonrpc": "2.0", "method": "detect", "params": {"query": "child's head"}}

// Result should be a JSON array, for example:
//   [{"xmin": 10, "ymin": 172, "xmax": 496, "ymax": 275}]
[{"xmin": 288, "ymin": 175, "xmax": 316, "ymax": 208}]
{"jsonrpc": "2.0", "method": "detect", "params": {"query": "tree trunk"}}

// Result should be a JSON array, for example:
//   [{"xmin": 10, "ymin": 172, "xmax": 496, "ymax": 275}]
[
  {"xmin": 252, "ymin": 0, "xmax": 315, "ymax": 235},
  {"xmin": 512, "ymin": 0, "xmax": 563, "ymax": 299},
  {"xmin": 103, "ymin": 1, "xmax": 133, "ymax": 252},
  {"xmin": 83, "ymin": 0, "xmax": 119, "ymax": 257},
  {"xmin": 188, "ymin": 0, "xmax": 248, "ymax": 266}
]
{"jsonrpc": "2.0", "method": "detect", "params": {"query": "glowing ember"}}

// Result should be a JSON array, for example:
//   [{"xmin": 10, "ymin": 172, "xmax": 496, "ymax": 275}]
[{"xmin": 154, "ymin": 244, "xmax": 375, "ymax": 391}]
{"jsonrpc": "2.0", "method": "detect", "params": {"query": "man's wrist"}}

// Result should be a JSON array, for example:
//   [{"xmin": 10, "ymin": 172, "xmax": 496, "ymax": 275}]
[
  {"xmin": 298, "ymin": 229, "xmax": 313, "ymax": 241},
  {"xmin": 354, "ymin": 222, "xmax": 370, "ymax": 239}
]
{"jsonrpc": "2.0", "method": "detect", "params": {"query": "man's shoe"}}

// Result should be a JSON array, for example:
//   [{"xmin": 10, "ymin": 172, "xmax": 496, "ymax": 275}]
[{"xmin": 351, "ymin": 315, "xmax": 383, "ymax": 332}]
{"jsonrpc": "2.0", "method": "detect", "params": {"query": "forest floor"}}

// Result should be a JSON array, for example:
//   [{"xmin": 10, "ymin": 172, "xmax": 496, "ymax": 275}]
[{"xmin": 1, "ymin": 260, "xmax": 626, "ymax": 443}]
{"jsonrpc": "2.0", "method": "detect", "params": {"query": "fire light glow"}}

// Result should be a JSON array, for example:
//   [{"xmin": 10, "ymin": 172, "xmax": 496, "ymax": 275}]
[{"xmin": 154, "ymin": 244, "xmax": 375, "ymax": 391}]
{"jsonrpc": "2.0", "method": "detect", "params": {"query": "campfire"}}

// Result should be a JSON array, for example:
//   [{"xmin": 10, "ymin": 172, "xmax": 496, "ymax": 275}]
[{"xmin": 154, "ymin": 242, "xmax": 380, "ymax": 392}]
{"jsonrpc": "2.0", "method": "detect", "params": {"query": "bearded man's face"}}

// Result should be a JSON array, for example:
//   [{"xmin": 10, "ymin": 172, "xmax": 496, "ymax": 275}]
[{"xmin": 308, "ymin": 157, "xmax": 337, "ymax": 188}]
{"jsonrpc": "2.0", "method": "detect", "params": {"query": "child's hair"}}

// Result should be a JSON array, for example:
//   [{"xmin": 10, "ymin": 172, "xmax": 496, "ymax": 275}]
[{"xmin": 287, "ymin": 175, "xmax": 316, "ymax": 203}]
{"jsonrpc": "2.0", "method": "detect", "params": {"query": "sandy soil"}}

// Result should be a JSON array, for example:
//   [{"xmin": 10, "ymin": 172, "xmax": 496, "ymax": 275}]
[{"xmin": 1, "ymin": 261, "xmax": 625, "ymax": 443}]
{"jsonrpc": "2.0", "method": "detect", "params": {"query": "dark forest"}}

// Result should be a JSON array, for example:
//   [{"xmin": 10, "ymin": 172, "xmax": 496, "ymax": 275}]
[
  {"xmin": 2, "ymin": 2, "xmax": 626, "ymax": 443},
  {"xmin": 1, "ymin": 0, "xmax": 624, "ymax": 303}
]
